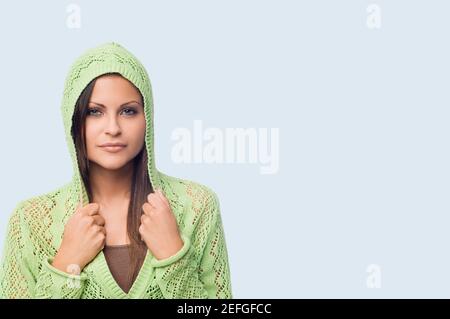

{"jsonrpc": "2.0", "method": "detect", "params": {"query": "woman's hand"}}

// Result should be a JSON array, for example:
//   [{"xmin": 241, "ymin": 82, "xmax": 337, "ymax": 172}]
[
  {"xmin": 52, "ymin": 203, "xmax": 106, "ymax": 274},
  {"xmin": 139, "ymin": 189, "xmax": 184, "ymax": 260}
]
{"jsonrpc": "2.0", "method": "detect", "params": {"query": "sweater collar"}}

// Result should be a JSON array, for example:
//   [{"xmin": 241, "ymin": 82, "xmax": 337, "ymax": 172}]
[{"xmin": 57, "ymin": 42, "xmax": 164, "ymax": 298}]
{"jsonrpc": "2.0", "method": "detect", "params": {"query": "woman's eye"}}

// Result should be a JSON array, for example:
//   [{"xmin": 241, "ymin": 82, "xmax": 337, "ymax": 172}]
[
  {"xmin": 87, "ymin": 108, "xmax": 101, "ymax": 116},
  {"xmin": 86, "ymin": 107, "xmax": 137, "ymax": 116},
  {"xmin": 122, "ymin": 108, "xmax": 137, "ymax": 116}
]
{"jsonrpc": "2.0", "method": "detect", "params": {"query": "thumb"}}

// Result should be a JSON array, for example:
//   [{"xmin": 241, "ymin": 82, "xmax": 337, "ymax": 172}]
[{"xmin": 75, "ymin": 200, "xmax": 85, "ymax": 214}]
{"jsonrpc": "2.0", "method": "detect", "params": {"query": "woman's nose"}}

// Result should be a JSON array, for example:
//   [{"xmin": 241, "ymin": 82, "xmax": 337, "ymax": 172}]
[{"xmin": 104, "ymin": 116, "xmax": 121, "ymax": 135}]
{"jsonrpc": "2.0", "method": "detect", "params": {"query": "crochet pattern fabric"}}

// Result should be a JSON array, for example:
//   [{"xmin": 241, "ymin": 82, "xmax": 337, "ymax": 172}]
[{"xmin": 0, "ymin": 42, "xmax": 233, "ymax": 299}]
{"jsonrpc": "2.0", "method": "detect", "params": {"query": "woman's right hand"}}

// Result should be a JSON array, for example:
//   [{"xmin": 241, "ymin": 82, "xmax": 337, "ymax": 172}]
[{"xmin": 51, "ymin": 203, "xmax": 106, "ymax": 275}]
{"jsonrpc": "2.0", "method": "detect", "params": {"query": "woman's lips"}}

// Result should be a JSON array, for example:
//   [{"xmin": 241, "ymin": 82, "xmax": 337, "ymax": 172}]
[{"xmin": 100, "ymin": 145, "xmax": 126, "ymax": 153}]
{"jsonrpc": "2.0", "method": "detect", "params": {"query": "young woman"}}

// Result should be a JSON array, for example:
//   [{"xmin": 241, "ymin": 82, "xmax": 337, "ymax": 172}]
[{"xmin": 0, "ymin": 42, "xmax": 233, "ymax": 299}]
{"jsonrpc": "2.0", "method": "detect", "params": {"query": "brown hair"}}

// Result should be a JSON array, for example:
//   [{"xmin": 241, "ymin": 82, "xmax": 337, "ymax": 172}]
[{"xmin": 71, "ymin": 72, "xmax": 151, "ymax": 284}]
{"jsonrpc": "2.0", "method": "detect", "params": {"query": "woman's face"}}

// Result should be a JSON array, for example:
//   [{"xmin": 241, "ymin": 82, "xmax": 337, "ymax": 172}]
[{"xmin": 85, "ymin": 74, "xmax": 146, "ymax": 171}]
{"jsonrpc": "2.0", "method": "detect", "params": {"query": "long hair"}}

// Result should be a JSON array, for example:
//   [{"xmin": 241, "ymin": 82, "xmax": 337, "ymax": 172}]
[{"xmin": 70, "ymin": 72, "xmax": 151, "ymax": 284}]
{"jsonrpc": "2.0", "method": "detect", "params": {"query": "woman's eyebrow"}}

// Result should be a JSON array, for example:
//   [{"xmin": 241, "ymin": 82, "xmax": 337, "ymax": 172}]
[{"xmin": 89, "ymin": 100, "xmax": 141, "ymax": 108}]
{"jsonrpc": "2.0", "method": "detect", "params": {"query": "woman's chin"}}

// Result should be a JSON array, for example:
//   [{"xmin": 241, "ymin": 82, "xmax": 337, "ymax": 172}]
[{"xmin": 92, "ymin": 159, "xmax": 131, "ymax": 171}]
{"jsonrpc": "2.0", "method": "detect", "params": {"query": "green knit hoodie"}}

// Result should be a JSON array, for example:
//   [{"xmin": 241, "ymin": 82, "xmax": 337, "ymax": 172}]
[{"xmin": 0, "ymin": 42, "xmax": 233, "ymax": 299}]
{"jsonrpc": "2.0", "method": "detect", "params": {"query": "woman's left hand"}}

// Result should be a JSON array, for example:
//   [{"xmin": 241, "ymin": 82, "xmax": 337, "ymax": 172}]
[{"xmin": 139, "ymin": 189, "xmax": 184, "ymax": 260}]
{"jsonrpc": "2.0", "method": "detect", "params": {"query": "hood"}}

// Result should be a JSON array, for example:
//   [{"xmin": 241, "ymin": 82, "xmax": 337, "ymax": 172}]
[{"xmin": 60, "ymin": 42, "xmax": 162, "ymax": 207}]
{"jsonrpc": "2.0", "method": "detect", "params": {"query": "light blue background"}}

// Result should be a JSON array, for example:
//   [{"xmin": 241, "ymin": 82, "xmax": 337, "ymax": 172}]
[{"xmin": 1, "ymin": 0, "xmax": 449, "ymax": 298}]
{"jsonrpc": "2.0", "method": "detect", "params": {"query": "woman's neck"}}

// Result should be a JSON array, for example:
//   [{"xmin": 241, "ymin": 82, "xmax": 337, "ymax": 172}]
[{"xmin": 89, "ymin": 161, "xmax": 133, "ymax": 204}]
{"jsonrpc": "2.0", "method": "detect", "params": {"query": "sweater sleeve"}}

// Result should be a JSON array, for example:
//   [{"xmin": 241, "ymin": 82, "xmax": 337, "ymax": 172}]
[
  {"xmin": 150, "ymin": 190, "xmax": 233, "ymax": 299},
  {"xmin": 0, "ymin": 201, "xmax": 88, "ymax": 299}
]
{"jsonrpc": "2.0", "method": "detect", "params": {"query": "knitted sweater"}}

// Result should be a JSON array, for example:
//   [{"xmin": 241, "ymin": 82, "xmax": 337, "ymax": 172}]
[{"xmin": 0, "ymin": 42, "xmax": 233, "ymax": 299}]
